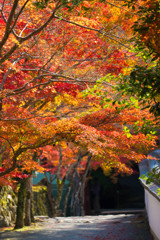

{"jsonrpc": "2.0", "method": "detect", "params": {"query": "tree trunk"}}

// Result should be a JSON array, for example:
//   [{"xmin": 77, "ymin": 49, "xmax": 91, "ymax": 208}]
[
  {"xmin": 55, "ymin": 151, "xmax": 85, "ymax": 217},
  {"xmin": 51, "ymin": 146, "xmax": 63, "ymax": 217},
  {"xmin": 62, "ymin": 181, "xmax": 72, "ymax": 216},
  {"xmin": 31, "ymin": 195, "xmax": 35, "ymax": 223},
  {"xmin": 70, "ymin": 152, "xmax": 89, "ymax": 216},
  {"xmin": 46, "ymin": 181, "xmax": 55, "ymax": 217},
  {"xmin": 71, "ymin": 179, "xmax": 81, "ymax": 216},
  {"xmin": 24, "ymin": 176, "xmax": 32, "ymax": 226},
  {"xmin": 14, "ymin": 178, "xmax": 27, "ymax": 229},
  {"xmin": 79, "ymin": 155, "xmax": 92, "ymax": 216},
  {"xmin": 52, "ymin": 180, "xmax": 64, "ymax": 217}
]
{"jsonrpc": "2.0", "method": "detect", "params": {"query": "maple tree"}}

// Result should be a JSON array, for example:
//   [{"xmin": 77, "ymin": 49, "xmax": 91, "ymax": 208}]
[
  {"xmin": 32, "ymin": 103, "xmax": 157, "ymax": 216},
  {"xmin": 79, "ymin": 104, "xmax": 157, "ymax": 174},
  {"xmin": 0, "ymin": 93, "xmax": 157, "ymax": 225},
  {"xmin": 115, "ymin": 0, "xmax": 160, "ymax": 117},
  {"xmin": 0, "ymin": 0, "xmax": 158, "ymax": 227},
  {"xmin": 39, "ymin": 144, "xmax": 90, "ymax": 216},
  {"xmin": 0, "ymin": 0, "xmax": 136, "ymax": 181}
]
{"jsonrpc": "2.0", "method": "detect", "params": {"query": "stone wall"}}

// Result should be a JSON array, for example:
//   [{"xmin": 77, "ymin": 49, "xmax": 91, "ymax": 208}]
[
  {"xmin": 0, "ymin": 186, "xmax": 17, "ymax": 227},
  {"xmin": 0, "ymin": 185, "xmax": 49, "ymax": 228},
  {"xmin": 32, "ymin": 186, "xmax": 48, "ymax": 216}
]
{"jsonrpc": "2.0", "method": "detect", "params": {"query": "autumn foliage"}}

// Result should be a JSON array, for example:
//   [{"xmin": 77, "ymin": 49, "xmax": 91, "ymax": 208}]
[
  {"xmin": 0, "ymin": 0, "xmax": 158, "ymax": 225},
  {"xmin": 131, "ymin": 0, "xmax": 160, "ymax": 59},
  {"xmin": 0, "ymin": 0, "xmax": 157, "ymax": 181}
]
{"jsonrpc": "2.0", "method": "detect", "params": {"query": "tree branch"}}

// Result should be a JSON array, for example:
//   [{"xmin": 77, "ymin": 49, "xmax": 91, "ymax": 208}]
[
  {"xmin": 0, "ymin": 0, "xmax": 19, "ymax": 52},
  {"xmin": 0, "ymin": 136, "xmax": 15, "ymax": 154},
  {"xmin": 0, "ymin": 1, "xmax": 62, "ymax": 64},
  {"xmin": 54, "ymin": 16, "xmax": 131, "ymax": 49}
]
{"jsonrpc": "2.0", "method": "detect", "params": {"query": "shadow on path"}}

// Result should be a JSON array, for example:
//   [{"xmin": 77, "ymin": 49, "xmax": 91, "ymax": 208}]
[{"xmin": 0, "ymin": 214, "xmax": 153, "ymax": 240}]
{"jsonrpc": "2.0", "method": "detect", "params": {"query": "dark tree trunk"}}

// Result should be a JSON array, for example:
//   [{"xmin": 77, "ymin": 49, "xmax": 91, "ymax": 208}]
[
  {"xmin": 70, "ymin": 179, "xmax": 81, "ymax": 216},
  {"xmin": 31, "ymin": 196, "xmax": 35, "ymax": 223},
  {"xmin": 62, "ymin": 181, "xmax": 72, "ymax": 216},
  {"xmin": 70, "ymin": 152, "xmax": 90, "ymax": 216},
  {"xmin": 52, "ymin": 147, "xmax": 63, "ymax": 217},
  {"xmin": 0, "ymin": 99, "xmax": 2, "ymax": 111},
  {"xmin": 46, "ymin": 180, "xmax": 55, "ymax": 217},
  {"xmin": 54, "ymin": 150, "xmax": 86, "ymax": 217},
  {"xmin": 24, "ymin": 176, "xmax": 32, "ymax": 226},
  {"xmin": 52, "ymin": 180, "xmax": 64, "ymax": 217},
  {"xmin": 79, "ymin": 155, "xmax": 92, "ymax": 216},
  {"xmin": 14, "ymin": 178, "xmax": 27, "ymax": 229}
]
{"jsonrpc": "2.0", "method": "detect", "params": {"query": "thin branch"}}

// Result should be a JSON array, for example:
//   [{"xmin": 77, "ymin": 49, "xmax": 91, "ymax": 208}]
[
  {"xmin": 20, "ymin": 1, "xmax": 62, "ymax": 42},
  {"xmin": 66, "ymin": 56, "xmax": 111, "ymax": 62},
  {"xmin": 0, "ymin": 147, "xmax": 23, "ymax": 177},
  {"xmin": 0, "ymin": 1, "xmax": 62, "ymax": 64},
  {"xmin": 0, "ymin": 53, "xmax": 25, "ymax": 91},
  {"xmin": 0, "ymin": 0, "xmax": 19, "ymax": 52},
  {"xmin": 0, "ymin": 114, "xmax": 57, "ymax": 121},
  {"xmin": 41, "ymin": 37, "xmax": 73, "ymax": 71},
  {"xmin": 4, "ymin": 74, "xmax": 98, "ymax": 97},
  {"xmin": 10, "ymin": 0, "xmax": 29, "ymax": 33},
  {"xmin": 64, "ymin": 161, "xmax": 77, "ymax": 181},
  {"xmin": 0, "ymin": 43, "xmax": 19, "ymax": 65},
  {"xmin": 0, "ymin": 136, "xmax": 15, "ymax": 154},
  {"xmin": 18, "ymin": 23, "xmax": 28, "ymax": 37},
  {"xmin": 0, "ymin": 137, "xmax": 54, "ymax": 177},
  {"xmin": 54, "ymin": 16, "xmax": 131, "ymax": 49},
  {"xmin": 105, "ymin": 1, "xmax": 133, "ymax": 13},
  {"xmin": 56, "ymin": 146, "xmax": 62, "ymax": 179},
  {"xmin": 1, "ymin": 0, "xmax": 6, "ymax": 12}
]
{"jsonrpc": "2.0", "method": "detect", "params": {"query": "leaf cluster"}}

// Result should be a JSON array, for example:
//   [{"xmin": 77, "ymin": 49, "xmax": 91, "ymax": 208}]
[
  {"xmin": 117, "ymin": 63, "xmax": 160, "ymax": 116},
  {"xmin": 141, "ymin": 164, "xmax": 160, "ymax": 186},
  {"xmin": 33, "ymin": 0, "xmax": 50, "ymax": 9},
  {"xmin": 132, "ymin": 1, "xmax": 160, "ymax": 60}
]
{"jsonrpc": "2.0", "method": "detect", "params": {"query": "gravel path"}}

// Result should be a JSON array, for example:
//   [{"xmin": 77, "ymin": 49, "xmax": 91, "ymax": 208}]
[{"xmin": 0, "ymin": 214, "xmax": 153, "ymax": 240}]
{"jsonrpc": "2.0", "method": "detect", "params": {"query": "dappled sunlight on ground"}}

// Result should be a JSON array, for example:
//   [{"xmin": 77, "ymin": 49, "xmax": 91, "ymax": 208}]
[{"xmin": 0, "ymin": 214, "xmax": 152, "ymax": 240}]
